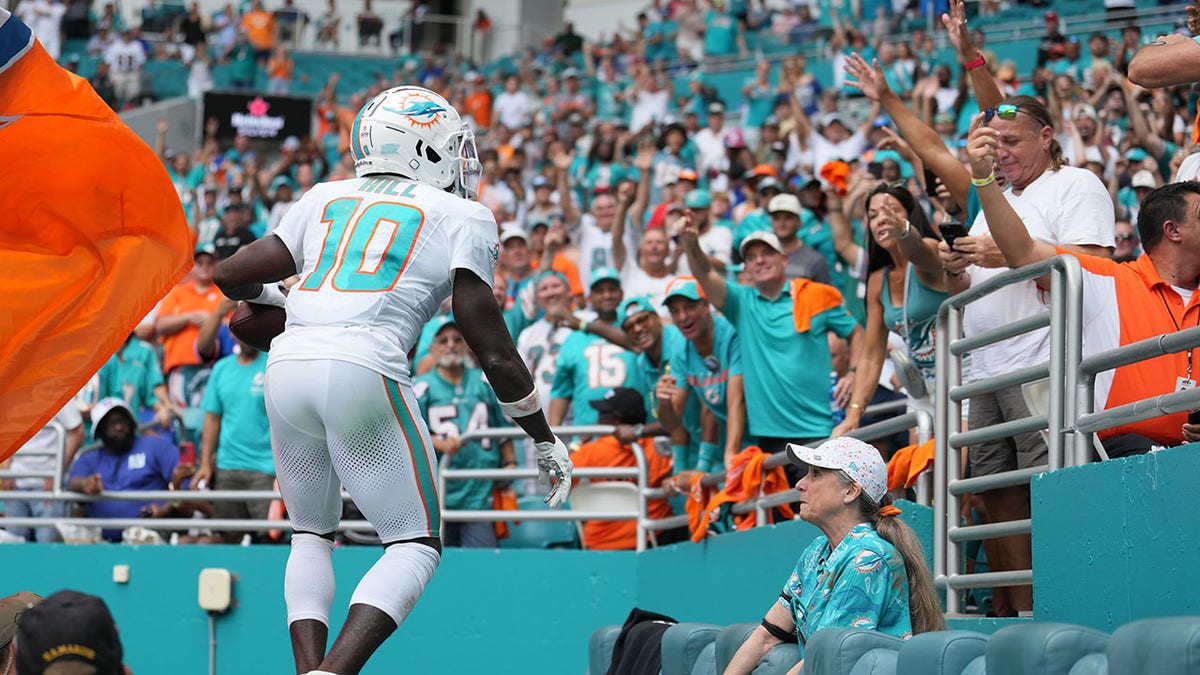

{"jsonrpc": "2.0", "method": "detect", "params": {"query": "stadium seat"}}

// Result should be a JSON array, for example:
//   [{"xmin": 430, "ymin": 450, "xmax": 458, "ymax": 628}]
[
  {"xmin": 661, "ymin": 622, "xmax": 722, "ymax": 675},
  {"xmin": 804, "ymin": 628, "xmax": 905, "ymax": 675},
  {"xmin": 1106, "ymin": 616, "xmax": 1200, "ymax": 675},
  {"xmin": 569, "ymin": 481, "xmax": 653, "ymax": 547},
  {"xmin": 895, "ymin": 630, "xmax": 989, "ymax": 675},
  {"xmin": 961, "ymin": 655, "xmax": 987, "ymax": 675},
  {"xmin": 985, "ymin": 622, "xmax": 1109, "ymax": 675},
  {"xmin": 690, "ymin": 641, "xmax": 717, "ymax": 675},
  {"xmin": 588, "ymin": 624, "xmax": 622, "ymax": 675},
  {"xmin": 713, "ymin": 622, "xmax": 802, "ymax": 675},
  {"xmin": 497, "ymin": 496, "xmax": 578, "ymax": 549},
  {"xmin": 1066, "ymin": 653, "xmax": 1108, "ymax": 675}
]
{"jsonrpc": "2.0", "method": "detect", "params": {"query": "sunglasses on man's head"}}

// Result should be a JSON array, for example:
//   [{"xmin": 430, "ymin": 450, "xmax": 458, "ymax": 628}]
[{"xmin": 983, "ymin": 104, "xmax": 1019, "ymax": 123}]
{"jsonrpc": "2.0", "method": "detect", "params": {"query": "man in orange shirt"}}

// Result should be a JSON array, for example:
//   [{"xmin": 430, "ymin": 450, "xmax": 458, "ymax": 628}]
[
  {"xmin": 155, "ymin": 245, "xmax": 224, "ymax": 410},
  {"xmin": 571, "ymin": 387, "xmax": 676, "ymax": 550},
  {"xmin": 240, "ymin": 0, "xmax": 276, "ymax": 60},
  {"xmin": 463, "ymin": 72, "xmax": 492, "ymax": 129}
]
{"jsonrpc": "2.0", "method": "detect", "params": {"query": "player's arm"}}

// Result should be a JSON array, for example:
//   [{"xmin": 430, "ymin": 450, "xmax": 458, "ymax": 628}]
[
  {"xmin": 454, "ymin": 269, "xmax": 572, "ymax": 506},
  {"xmin": 213, "ymin": 234, "xmax": 298, "ymax": 304}
]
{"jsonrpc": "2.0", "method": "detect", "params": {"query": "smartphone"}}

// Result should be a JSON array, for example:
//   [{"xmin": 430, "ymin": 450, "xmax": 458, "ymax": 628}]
[
  {"xmin": 939, "ymin": 221, "xmax": 970, "ymax": 250},
  {"xmin": 867, "ymin": 162, "xmax": 884, "ymax": 179},
  {"xmin": 1189, "ymin": 409, "xmax": 1200, "ymax": 425},
  {"xmin": 923, "ymin": 166, "xmax": 941, "ymax": 195}
]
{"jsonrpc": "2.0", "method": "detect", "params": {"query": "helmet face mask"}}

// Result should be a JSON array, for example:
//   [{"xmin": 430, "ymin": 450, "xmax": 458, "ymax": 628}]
[{"xmin": 351, "ymin": 86, "xmax": 483, "ymax": 200}]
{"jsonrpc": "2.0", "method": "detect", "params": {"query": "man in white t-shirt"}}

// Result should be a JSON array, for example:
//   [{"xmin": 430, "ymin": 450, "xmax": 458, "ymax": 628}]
[
  {"xmin": 940, "ymin": 97, "xmax": 1113, "ymax": 616},
  {"xmin": 491, "ymin": 74, "xmax": 530, "ymax": 130},
  {"xmin": 574, "ymin": 191, "xmax": 637, "ymax": 286},
  {"xmin": 803, "ymin": 111, "xmax": 870, "ymax": 180},
  {"xmin": 2, "ymin": 405, "xmax": 84, "ymax": 543},
  {"xmin": 104, "ymin": 28, "xmax": 146, "ymax": 107},
  {"xmin": 692, "ymin": 101, "xmax": 729, "ymax": 178}
]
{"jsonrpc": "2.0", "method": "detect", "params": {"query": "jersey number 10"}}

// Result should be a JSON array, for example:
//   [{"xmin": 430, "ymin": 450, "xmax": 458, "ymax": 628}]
[{"xmin": 299, "ymin": 197, "xmax": 426, "ymax": 293}]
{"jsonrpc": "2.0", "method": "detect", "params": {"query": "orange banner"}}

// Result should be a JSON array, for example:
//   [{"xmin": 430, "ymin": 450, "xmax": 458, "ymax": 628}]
[{"xmin": 0, "ymin": 13, "xmax": 192, "ymax": 458}]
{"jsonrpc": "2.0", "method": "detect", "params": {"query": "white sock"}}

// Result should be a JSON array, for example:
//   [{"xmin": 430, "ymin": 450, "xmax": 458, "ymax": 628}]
[
  {"xmin": 285, "ymin": 533, "xmax": 336, "ymax": 625},
  {"xmin": 349, "ymin": 542, "xmax": 440, "ymax": 626}
]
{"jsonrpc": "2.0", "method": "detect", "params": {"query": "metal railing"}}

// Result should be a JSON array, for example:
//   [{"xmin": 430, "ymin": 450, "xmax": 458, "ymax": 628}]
[{"xmin": 934, "ymin": 254, "xmax": 1083, "ymax": 613}]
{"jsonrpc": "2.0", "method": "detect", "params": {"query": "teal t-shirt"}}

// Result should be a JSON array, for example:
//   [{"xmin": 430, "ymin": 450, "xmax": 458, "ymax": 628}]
[
  {"xmin": 550, "ymin": 331, "xmax": 645, "ymax": 425},
  {"xmin": 200, "ymin": 352, "xmax": 274, "ymax": 475},
  {"xmin": 414, "ymin": 367, "xmax": 509, "ymax": 511},
  {"xmin": 670, "ymin": 315, "xmax": 742, "ymax": 423},
  {"xmin": 704, "ymin": 9, "xmax": 738, "ymax": 56},
  {"xmin": 743, "ymin": 79, "xmax": 776, "ymax": 128},
  {"xmin": 97, "ymin": 338, "xmax": 166, "ymax": 414},
  {"xmin": 722, "ymin": 280, "xmax": 857, "ymax": 438}
]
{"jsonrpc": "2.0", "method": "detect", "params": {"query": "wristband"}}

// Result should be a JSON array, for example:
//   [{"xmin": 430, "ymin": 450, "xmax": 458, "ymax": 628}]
[
  {"xmin": 970, "ymin": 173, "xmax": 996, "ymax": 187},
  {"xmin": 578, "ymin": 319, "xmax": 590, "ymax": 333},
  {"xmin": 499, "ymin": 390, "xmax": 541, "ymax": 418},
  {"xmin": 962, "ymin": 53, "xmax": 986, "ymax": 71},
  {"xmin": 251, "ymin": 282, "xmax": 287, "ymax": 308},
  {"xmin": 632, "ymin": 423, "xmax": 645, "ymax": 438}
]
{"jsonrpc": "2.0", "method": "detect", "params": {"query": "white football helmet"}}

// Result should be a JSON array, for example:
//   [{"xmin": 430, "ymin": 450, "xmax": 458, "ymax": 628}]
[{"xmin": 350, "ymin": 86, "xmax": 482, "ymax": 199}]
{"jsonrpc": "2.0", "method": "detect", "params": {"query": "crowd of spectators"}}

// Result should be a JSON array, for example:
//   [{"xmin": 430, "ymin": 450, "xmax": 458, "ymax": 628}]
[{"xmin": 4, "ymin": 0, "xmax": 1199, "ymax": 610}]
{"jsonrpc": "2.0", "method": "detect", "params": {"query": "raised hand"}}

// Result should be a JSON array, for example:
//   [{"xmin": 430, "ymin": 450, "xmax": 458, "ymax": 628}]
[
  {"xmin": 941, "ymin": 0, "xmax": 974, "ymax": 59},
  {"xmin": 843, "ymin": 53, "xmax": 890, "ymax": 101},
  {"xmin": 534, "ymin": 437, "xmax": 573, "ymax": 508}
]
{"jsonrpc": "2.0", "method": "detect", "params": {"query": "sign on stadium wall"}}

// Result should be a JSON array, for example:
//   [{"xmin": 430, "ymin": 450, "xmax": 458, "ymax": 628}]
[{"xmin": 203, "ymin": 92, "xmax": 312, "ymax": 141}]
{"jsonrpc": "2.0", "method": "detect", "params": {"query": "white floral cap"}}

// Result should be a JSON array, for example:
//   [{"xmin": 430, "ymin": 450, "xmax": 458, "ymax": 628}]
[{"xmin": 786, "ymin": 437, "xmax": 887, "ymax": 503}]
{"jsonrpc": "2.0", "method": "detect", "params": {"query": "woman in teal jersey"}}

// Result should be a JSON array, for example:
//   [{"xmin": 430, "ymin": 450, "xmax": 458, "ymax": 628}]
[{"xmin": 830, "ymin": 183, "xmax": 948, "ymax": 437}]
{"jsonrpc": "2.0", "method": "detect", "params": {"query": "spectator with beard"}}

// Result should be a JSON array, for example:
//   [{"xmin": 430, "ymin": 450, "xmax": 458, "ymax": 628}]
[{"xmin": 67, "ymin": 399, "xmax": 192, "ymax": 542}]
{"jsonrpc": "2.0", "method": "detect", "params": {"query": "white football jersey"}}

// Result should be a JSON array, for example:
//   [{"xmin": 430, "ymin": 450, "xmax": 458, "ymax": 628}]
[{"xmin": 270, "ymin": 176, "xmax": 499, "ymax": 385}]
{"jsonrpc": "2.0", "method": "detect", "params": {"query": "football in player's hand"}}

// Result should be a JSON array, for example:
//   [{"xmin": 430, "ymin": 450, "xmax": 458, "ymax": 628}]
[{"xmin": 229, "ymin": 302, "xmax": 286, "ymax": 351}]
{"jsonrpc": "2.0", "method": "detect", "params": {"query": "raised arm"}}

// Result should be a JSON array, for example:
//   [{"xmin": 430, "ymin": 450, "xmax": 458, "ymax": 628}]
[
  {"xmin": 628, "ymin": 137, "xmax": 656, "ymax": 226},
  {"xmin": 1129, "ymin": 32, "xmax": 1200, "ymax": 89},
  {"xmin": 844, "ymin": 53, "xmax": 971, "ymax": 210},
  {"xmin": 675, "ymin": 211, "xmax": 727, "ymax": 308},
  {"xmin": 552, "ymin": 147, "xmax": 581, "ymax": 226}
]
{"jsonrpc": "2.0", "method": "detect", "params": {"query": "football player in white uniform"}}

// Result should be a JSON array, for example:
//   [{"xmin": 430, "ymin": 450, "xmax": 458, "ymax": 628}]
[{"xmin": 215, "ymin": 86, "xmax": 573, "ymax": 675}]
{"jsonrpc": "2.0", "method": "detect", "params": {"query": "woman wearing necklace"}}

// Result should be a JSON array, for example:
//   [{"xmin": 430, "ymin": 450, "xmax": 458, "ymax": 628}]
[{"xmin": 830, "ymin": 183, "xmax": 947, "ymax": 438}]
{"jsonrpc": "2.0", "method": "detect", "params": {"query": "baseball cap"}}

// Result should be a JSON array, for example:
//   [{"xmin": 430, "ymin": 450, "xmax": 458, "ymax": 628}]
[
  {"xmin": 767, "ymin": 193, "xmax": 803, "ymax": 217},
  {"xmin": 1044, "ymin": 10, "xmax": 1058, "ymax": 20},
  {"xmin": 561, "ymin": 67, "xmax": 579, "ymax": 79},
  {"xmin": 281, "ymin": 135, "xmax": 301, "ymax": 152},
  {"xmin": 89, "ymin": 397, "xmax": 136, "ymax": 440},
  {"xmin": 1131, "ymin": 170, "xmax": 1157, "ymax": 189},
  {"xmin": 532, "ymin": 175, "xmax": 552, "ymax": 189},
  {"xmin": 1125, "ymin": 147, "xmax": 1148, "ymax": 162},
  {"xmin": 724, "ymin": 128, "xmax": 746, "ymax": 148},
  {"xmin": 617, "ymin": 296, "xmax": 657, "ymax": 327},
  {"xmin": 684, "ymin": 189, "xmax": 712, "ymax": 209},
  {"xmin": 499, "ymin": 228, "xmax": 530, "ymax": 245},
  {"xmin": 821, "ymin": 112, "xmax": 848, "ymax": 129},
  {"xmin": 429, "ymin": 314, "xmax": 459, "ymax": 337},
  {"xmin": 758, "ymin": 176, "xmax": 783, "ymax": 193},
  {"xmin": 590, "ymin": 265, "xmax": 621, "ymax": 289},
  {"xmin": 708, "ymin": 101, "xmax": 726, "ymax": 115},
  {"xmin": 662, "ymin": 276, "xmax": 706, "ymax": 304},
  {"xmin": 588, "ymin": 387, "xmax": 647, "ymax": 425},
  {"xmin": 739, "ymin": 230, "xmax": 785, "ymax": 257},
  {"xmin": 15, "ymin": 590, "xmax": 124, "ymax": 675},
  {"xmin": 665, "ymin": 201, "xmax": 686, "ymax": 214},
  {"xmin": 0, "ymin": 591, "xmax": 42, "ymax": 646},
  {"xmin": 194, "ymin": 243, "xmax": 217, "ymax": 260},
  {"xmin": 786, "ymin": 437, "xmax": 888, "ymax": 503},
  {"xmin": 745, "ymin": 163, "xmax": 778, "ymax": 179},
  {"xmin": 677, "ymin": 169, "xmax": 699, "ymax": 183},
  {"xmin": 270, "ymin": 175, "xmax": 296, "ymax": 191}
]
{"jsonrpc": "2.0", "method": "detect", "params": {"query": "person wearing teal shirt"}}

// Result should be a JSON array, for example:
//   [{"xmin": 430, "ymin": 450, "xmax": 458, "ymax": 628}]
[
  {"xmin": 96, "ymin": 335, "xmax": 175, "ymax": 428},
  {"xmin": 724, "ymin": 438, "xmax": 944, "ymax": 673},
  {"xmin": 681, "ymin": 225, "xmax": 862, "ymax": 452},
  {"xmin": 659, "ymin": 278, "xmax": 747, "ymax": 472},
  {"xmin": 414, "ymin": 321, "xmax": 516, "ymax": 548},
  {"xmin": 704, "ymin": 3, "xmax": 745, "ymax": 57},
  {"xmin": 548, "ymin": 269, "xmax": 645, "ymax": 427},
  {"xmin": 194, "ymin": 345, "xmax": 274, "ymax": 541}
]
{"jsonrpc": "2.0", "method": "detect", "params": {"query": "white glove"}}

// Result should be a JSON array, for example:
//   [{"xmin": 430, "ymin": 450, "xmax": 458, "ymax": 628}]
[{"xmin": 534, "ymin": 437, "xmax": 573, "ymax": 508}]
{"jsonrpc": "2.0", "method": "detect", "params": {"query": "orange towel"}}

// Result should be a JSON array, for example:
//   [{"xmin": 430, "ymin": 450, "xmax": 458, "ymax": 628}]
[
  {"xmin": 492, "ymin": 486, "xmax": 520, "ymax": 540},
  {"xmin": 791, "ymin": 278, "xmax": 846, "ymax": 333},
  {"xmin": 886, "ymin": 439, "xmax": 936, "ymax": 491},
  {"xmin": 0, "ymin": 18, "xmax": 191, "ymax": 458},
  {"xmin": 819, "ymin": 160, "xmax": 851, "ymax": 196},
  {"xmin": 690, "ymin": 447, "xmax": 795, "ymax": 542}
]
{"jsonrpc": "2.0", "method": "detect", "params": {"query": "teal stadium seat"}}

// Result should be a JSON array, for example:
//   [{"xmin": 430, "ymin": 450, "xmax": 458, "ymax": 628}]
[
  {"xmin": 985, "ymin": 623, "xmax": 1109, "ymax": 675},
  {"xmin": 588, "ymin": 624, "xmax": 622, "ymax": 675},
  {"xmin": 690, "ymin": 642, "xmax": 717, "ymax": 675},
  {"xmin": 661, "ymin": 622, "xmax": 722, "ymax": 675},
  {"xmin": 496, "ymin": 496, "xmax": 578, "ymax": 549},
  {"xmin": 1066, "ymin": 653, "xmax": 1108, "ymax": 675},
  {"xmin": 961, "ymin": 655, "xmax": 986, "ymax": 675},
  {"xmin": 804, "ymin": 628, "xmax": 905, "ymax": 675},
  {"xmin": 1106, "ymin": 616, "xmax": 1200, "ymax": 675},
  {"xmin": 895, "ymin": 630, "xmax": 989, "ymax": 675},
  {"xmin": 713, "ymin": 622, "xmax": 802, "ymax": 675}
]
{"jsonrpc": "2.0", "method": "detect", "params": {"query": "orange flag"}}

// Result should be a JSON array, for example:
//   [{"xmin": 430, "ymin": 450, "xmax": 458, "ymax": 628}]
[{"xmin": 0, "ymin": 10, "xmax": 192, "ymax": 459}]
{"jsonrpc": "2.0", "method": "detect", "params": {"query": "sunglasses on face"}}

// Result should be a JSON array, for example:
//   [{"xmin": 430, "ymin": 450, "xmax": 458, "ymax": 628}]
[
  {"xmin": 704, "ymin": 355, "xmax": 721, "ymax": 372},
  {"xmin": 1116, "ymin": 233, "xmax": 1136, "ymax": 241},
  {"xmin": 983, "ymin": 104, "xmax": 1019, "ymax": 123}
]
